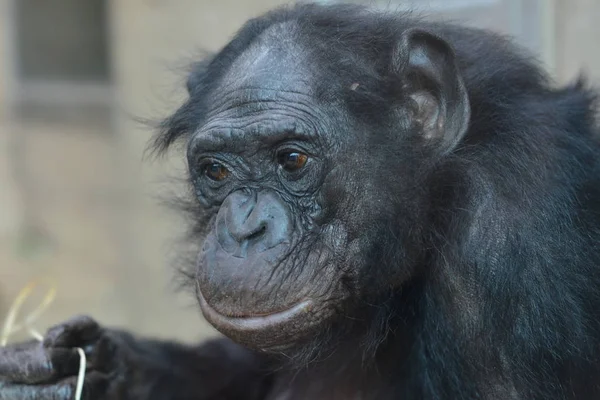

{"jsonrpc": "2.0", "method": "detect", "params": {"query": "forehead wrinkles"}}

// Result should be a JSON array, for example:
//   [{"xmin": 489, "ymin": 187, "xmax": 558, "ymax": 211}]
[{"xmin": 203, "ymin": 90, "xmax": 322, "ymax": 129}]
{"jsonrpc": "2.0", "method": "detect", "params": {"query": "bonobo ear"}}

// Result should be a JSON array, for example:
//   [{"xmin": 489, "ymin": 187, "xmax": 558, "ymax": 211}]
[{"xmin": 392, "ymin": 28, "xmax": 470, "ymax": 154}]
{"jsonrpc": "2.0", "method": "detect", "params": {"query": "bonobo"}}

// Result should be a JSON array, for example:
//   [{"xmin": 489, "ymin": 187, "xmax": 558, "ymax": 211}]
[{"xmin": 1, "ymin": 3, "xmax": 600, "ymax": 399}]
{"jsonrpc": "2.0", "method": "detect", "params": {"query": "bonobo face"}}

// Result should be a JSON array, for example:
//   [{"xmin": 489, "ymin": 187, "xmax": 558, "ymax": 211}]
[
  {"xmin": 185, "ymin": 22, "xmax": 470, "ymax": 351},
  {"xmin": 187, "ymin": 32, "xmax": 379, "ymax": 351}
]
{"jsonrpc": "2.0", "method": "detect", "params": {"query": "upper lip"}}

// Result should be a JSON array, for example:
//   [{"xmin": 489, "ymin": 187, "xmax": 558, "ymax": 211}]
[{"xmin": 197, "ymin": 289, "xmax": 312, "ymax": 331}]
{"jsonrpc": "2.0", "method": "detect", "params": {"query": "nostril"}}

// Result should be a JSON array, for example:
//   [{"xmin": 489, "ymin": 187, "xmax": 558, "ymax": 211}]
[
  {"xmin": 229, "ymin": 224, "xmax": 268, "ymax": 258},
  {"xmin": 246, "ymin": 224, "xmax": 267, "ymax": 241},
  {"xmin": 229, "ymin": 223, "xmax": 268, "ymax": 244}
]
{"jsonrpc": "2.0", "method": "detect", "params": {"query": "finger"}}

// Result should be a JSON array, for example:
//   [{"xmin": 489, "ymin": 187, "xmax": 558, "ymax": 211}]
[
  {"xmin": 86, "ymin": 334, "xmax": 120, "ymax": 374},
  {"xmin": 0, "ymin": 343, "xmax": 81, "ymax": 384},
  {"xmin": 0, "ymin": 372, "xmax": 109, "ymax": 400},
  {"xmin": 44, "ymin": 316, "xmax": 101, "ymax": 349}
]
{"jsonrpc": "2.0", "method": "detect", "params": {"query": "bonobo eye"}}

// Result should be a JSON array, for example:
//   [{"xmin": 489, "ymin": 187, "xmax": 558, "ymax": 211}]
[
  {"xmin": 204, "ymin": 162, "xmax": 230, "ymax": 181},
  {"xmin": 277, "ymin": 151, "xmax": 308, "ymax": 172}
]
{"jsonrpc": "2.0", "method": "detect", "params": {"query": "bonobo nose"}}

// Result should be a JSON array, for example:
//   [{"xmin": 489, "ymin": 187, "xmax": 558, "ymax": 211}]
[{"xmin": 216, "ymin": 190, "xmax": 293, "ymax": 257}]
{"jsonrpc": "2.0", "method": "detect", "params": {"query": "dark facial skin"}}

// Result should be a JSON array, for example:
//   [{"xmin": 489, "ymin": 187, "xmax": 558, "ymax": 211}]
[
  {"xmin": 188, "ymin": 41, "xmax": 355, "ymax": 350},
  {"xmin": 188, "ymin": 24, "xmax": 470, "ymax": 352}
]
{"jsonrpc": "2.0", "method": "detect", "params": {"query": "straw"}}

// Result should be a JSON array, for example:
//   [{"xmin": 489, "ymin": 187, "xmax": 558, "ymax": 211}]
[{"xmin": 1, "ymin": 282, "xmax": 87, "ymax": 400}]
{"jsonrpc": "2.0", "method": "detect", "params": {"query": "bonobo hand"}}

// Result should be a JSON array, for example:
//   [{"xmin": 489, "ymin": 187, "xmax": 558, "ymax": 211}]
[
  {"xmin": 0, "ymin": 316, "xmax": 126, "ymax": 399},
  {"xmin": 0, "ymin": 315, "xmax": 272, "ymax": 400}
]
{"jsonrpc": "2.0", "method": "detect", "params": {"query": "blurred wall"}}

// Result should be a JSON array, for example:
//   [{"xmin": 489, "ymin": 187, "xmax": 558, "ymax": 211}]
[
  {"xmin": 556, "ymin": 0, "xmax": 600, "ymax": 83},
  {"xmin": 0, "ymin": 0, "xmax": 8, "ymax": 115},
  {"xmin": 0, "ymin": 0, "xmax": 598, "ymax": 344}
]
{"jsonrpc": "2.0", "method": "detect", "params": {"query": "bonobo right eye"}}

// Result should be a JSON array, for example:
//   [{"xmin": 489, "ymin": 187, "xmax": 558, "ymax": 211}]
[
  {"xmin": 277, "ymin": 151, "xmax": 309, "ymax": 172},
  {"xmin": 204, "ymin": 162, "xmax": 230, "ymax": 181}
]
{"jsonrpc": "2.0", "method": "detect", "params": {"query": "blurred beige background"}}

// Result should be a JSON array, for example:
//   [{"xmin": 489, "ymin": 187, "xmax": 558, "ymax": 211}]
[{"xmin": 0, "ymin": 0, "xmax": 598, "ymax": 344}]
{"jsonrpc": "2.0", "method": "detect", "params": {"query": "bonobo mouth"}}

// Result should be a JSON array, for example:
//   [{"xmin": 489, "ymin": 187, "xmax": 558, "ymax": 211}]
[{"xmin": 197, "ymin": 288, "xmax": 314, "ymax": 348}]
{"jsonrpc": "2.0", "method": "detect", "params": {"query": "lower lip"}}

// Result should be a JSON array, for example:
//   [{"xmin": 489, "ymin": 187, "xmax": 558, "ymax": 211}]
[{"xmin": 197, "ymin": 290, "xmax": 313, "ymax": 332}]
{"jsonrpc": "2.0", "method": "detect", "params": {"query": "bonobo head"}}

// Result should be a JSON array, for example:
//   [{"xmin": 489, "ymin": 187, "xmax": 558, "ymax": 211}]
[{"xmin": 156, "ymin": 5, "xmax": 470, "ymax": 352}]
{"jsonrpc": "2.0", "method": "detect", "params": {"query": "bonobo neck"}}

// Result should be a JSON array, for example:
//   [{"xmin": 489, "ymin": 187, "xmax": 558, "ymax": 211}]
[
  {"xmin": 267, "ymin": 282, "xmax": 423, "ymax": 399},
  {"xmin": 267, "ymin": 326, "xmax": 416, "ymax": 399}
]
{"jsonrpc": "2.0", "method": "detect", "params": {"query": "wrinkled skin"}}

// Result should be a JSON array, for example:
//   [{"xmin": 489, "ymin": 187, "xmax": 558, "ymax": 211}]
[{"xmin": 2, "ymin": 3, "xmax": 600, "ymax": 400}]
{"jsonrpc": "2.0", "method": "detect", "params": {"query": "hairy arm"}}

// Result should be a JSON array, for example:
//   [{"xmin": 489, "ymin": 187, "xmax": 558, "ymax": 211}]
[{"xmin": 0, "ymin": 316, "xmax": 273, "ymax": 400}]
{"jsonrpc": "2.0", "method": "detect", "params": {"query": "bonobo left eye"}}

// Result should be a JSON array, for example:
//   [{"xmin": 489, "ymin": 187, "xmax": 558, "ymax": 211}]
[
  {"xmin": 204, "ymin": 162, "xmax": 230, "ymax": 181},
  {"xmin": 277, "ymin": 151, "xmax": 309, "ymax": 172}
]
